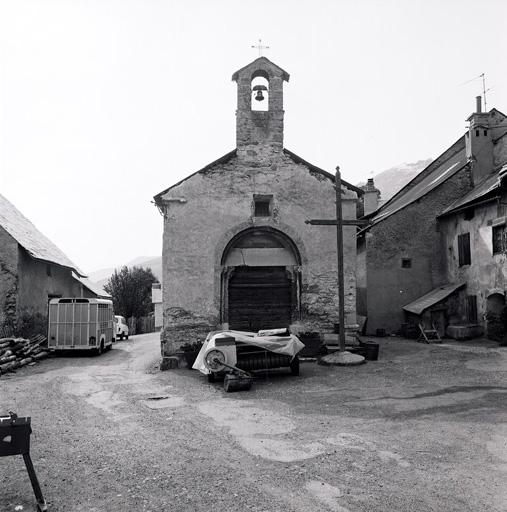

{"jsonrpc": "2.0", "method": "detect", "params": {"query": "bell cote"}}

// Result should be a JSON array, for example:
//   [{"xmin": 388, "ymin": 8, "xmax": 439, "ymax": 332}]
[{"xmin": 232, "ymin": 57, "xmax": 290, "ymax": 159}]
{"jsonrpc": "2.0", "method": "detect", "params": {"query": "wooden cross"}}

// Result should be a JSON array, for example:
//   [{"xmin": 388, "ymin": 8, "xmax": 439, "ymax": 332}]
[
  {"xmin": 251, "ymin": 39, "xmax": 269, "ymax": 57},
  {"xmin": 306, "ymin": 167, "xmax": 370, "ymax": 352}
]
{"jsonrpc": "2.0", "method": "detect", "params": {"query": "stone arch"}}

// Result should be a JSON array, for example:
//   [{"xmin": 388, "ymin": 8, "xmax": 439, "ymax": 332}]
[{"xmin": 215, "ymin": 223, "xmax": 305, "ymax": 331}]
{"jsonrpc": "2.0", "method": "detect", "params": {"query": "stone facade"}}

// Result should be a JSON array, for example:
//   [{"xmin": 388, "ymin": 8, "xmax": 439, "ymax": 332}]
[
  {"xmin": 155, "ymin": 57, "xmax": 359, "ymax": 360},
  {"xmin": 359, "ymin": 103, "xmax": 507, "ymax": 336}
]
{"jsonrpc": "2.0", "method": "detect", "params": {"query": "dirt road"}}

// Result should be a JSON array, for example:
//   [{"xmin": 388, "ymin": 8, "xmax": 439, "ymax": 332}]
[{"xmin": 1, "ymin": 334, "xmax": 506, "ymax": 511}]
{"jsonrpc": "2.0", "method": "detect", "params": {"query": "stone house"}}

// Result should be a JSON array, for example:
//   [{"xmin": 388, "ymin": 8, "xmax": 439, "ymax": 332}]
[
  {"xmin": 358, "ymin": 98, "xmax": 507, "ymax": 337},
  {"xmin": 0, "ymin": 193, "xmax": 104, "ymax": 330},
  {"xmin": 154, "ymin": 57, "xmax": 362, "ymax": 362}
]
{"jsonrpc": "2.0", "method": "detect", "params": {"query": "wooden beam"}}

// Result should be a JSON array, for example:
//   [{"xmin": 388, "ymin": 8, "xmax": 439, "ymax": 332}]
[{"xmin": 306, "ymin": 219, "xmax": 370, "ymax": 226}]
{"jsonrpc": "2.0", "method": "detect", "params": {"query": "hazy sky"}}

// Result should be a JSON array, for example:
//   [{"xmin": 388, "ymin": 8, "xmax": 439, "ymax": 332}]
[{"xmin": 1, "ymin": 0, "xmax": 506, "ymax": 273}]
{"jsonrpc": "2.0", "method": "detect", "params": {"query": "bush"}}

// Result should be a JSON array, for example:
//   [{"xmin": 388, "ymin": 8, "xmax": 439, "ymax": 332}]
[{"xmin": 15, "ymin": 312, "xmax": 48, "ymax": 339}]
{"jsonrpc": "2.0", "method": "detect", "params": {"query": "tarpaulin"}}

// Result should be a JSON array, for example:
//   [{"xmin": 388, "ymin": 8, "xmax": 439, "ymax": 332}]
[{"xmin": 192, "ymin": 330, "xmax": 305, "ymax": 375}]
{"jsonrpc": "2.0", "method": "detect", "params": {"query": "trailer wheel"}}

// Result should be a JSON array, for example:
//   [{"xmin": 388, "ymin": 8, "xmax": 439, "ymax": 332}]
[
  {"xmin": 125, "ymin": 334, "xmax": 129, "ymax": 340},
  {"xmin": 96, "ymin": 340, "xmax": 104, "ymax": 356}
]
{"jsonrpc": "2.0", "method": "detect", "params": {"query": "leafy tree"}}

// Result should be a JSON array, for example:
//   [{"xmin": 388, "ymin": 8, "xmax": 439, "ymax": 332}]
[{"xmin": 104, "ymin": 266, "xmax": 157, "ymax": 319}]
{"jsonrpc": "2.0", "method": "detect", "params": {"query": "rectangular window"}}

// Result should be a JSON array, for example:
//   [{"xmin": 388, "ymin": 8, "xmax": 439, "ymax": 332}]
[
  {"xmin": 466, "ymin": 295, "xmax": 478, "ymax": 324},
  {"xmin": 464, "ymin": 208, "xmax": 474, "ymax": 220},
  {"xmin": 458, "ymin": 233, "xmax": 471, "ymax": 266},
  {"xmin": 401, "ymin": 258, "xmax": 412, "ymax": 268},
  {"xmin": 492, "ymin": 225, "xmax": 506, "ymax": 254},
  {"xmin": 253, "ymin": 194, "xmax": 272, "ymax": 217}
]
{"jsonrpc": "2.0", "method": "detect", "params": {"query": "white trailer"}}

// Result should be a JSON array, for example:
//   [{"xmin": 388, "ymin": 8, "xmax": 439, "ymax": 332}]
[{"xmin": 48, "ymin": 298, "xmax": 114, "ymax": 354}]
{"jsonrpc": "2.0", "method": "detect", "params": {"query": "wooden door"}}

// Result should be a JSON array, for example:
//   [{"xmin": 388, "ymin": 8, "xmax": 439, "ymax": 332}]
[{"xmin": 228, "ymin": 266, "xmax": 292, "ymax": 332}]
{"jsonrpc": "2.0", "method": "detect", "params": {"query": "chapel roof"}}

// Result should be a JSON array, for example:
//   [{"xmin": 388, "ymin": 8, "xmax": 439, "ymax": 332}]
[
  {"xmin": 0, "ymin": 193, "xmax": 85, "ymax": 277},
  {"xmin": 153, "ymin": 148, "xmax": 362, "ymax": 204}
]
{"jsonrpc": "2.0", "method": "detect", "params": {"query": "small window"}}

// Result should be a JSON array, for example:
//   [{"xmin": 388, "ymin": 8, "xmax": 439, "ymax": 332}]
[
  {"xmin": 493, "ymin": 225, "xmax": 506, "ymax": 254},
  {"xmin": 466, "ymin": 295, "xmax": 478, "ymax": 323},
  {"xmin": 458, "ymin": 233, "xmax": 471, "ymax": 266},
  {"xmin": 401, "ymin": 258, "xmax": 412, "ymax": 268},
  {"xmin": 483, "ymin": 130, "xmax": 488, "ymax": 136},
  {"xmin": 475, "ymin": 129, "xmax": 480, "ymax": 137},
  {"xmin": 464, "ymin": 208, "xmax": 474, "ymax": 220},
  {"xmin": 253, "ymin": 195, "xmax": 272, "ymax": 217}
]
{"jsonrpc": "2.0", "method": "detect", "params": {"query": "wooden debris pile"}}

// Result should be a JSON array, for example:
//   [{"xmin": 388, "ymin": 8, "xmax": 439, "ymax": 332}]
[{"xmin": 0, "ymin": 334, "xmax": 49, "ymax": 375}]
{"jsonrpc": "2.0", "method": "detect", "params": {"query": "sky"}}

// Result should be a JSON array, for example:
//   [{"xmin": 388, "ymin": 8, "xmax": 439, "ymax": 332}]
[{"xmin": 1, "ymin": 0, "xmax": 506, "ymax": 273}]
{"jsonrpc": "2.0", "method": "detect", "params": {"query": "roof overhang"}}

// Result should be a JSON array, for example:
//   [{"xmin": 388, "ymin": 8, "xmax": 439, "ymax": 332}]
[{"xmin": 403, "ymin": 282, "xmax": 466, "ymax": 316}]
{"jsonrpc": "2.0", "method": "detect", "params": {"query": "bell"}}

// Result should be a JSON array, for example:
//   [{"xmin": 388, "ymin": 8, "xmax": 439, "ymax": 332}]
[
  {"xmin": 252, "ymin": 84, "xmax": 268, "ymax": 102},
  {"xmin": 255, "ymin": 90, "xmax": 265, "ymax": 101}
]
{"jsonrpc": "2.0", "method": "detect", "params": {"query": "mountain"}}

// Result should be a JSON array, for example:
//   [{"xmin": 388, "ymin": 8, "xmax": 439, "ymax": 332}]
[
  {"xmin": 88, "ymin": 256, "xmax": 162, "ymax": 289},
  {"xmin": 358, "ymin": 159, "xmax": 432, "ymax": 202}
]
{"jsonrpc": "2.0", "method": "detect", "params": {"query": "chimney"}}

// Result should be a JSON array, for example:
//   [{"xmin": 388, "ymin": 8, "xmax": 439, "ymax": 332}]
[
  {"xmin": 476, "ymin": 95, "xmax": 482, "ymax": 113},
  {"xmin": 362, "ymin": 178, "xmax": 380, "ymax": 216}
]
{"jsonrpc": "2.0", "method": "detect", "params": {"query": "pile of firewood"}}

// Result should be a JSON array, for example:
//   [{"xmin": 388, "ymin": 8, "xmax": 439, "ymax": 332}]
[{"xmin": 0, "ymin": 335, "xmax": 49, "ymax": 375}]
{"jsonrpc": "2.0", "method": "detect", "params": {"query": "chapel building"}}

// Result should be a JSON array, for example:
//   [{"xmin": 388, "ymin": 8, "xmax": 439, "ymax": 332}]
[{"xmin": 154, "ymin": 57, "xmax": 361, "ymax": 362}]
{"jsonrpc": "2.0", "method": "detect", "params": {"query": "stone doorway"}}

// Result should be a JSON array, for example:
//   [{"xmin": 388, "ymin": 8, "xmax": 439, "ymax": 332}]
[{"xmin": 220, "ymin": 227, "xmax": 301, "ymax": 331}]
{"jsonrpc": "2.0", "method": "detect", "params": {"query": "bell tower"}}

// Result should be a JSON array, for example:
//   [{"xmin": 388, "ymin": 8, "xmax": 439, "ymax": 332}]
[{"xmin": 232, "ymin": 57, "xmax": 290, "ymax": 160}]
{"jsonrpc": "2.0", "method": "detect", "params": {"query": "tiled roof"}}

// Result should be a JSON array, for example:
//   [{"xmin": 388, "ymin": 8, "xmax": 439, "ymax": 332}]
[
  {"xmin": 76, "ymin": 276, "xmax": 111, "ymax": 298},
  {"xmin": 364, "ymin": 137, "xmax": 467, "ymax": 227},
  {"xmin": 439, "ymin": 164, "xmax": 507, "ymax": 216},
  {"xmin": 0, "ymin": 193, "xmax": 85, "ymax": 276},
  {"xmin": 403, "ymin": 282, "xmax": 466, "ymax": 315}
]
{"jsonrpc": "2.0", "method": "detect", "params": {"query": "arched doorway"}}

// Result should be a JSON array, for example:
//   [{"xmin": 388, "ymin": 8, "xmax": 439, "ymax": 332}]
[
  {"xmin": 221, "ymin": 227, "xmax": 301, "ymax": 332},
  {"xmin": 486, "ymin": 292, "xmax": 505, "ymax": 340}
]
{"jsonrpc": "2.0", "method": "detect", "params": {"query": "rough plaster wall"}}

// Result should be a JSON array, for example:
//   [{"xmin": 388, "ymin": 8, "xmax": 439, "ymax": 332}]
[
  {"xmin": 0, "ymin": 227, "xmax": 19, "ymax": 325},
  {"xmin": 356, "ymin": 237, "xmax": 367, "ymax": 316},
  {"xmin": 493, "ymin": 133, "xmax": 507, "ymax": 168},
  {"xmin": 440, "ymin": 195, "xmax": 507, "ymax": 327},
  {"xmin": 365, "ymin": 167, "xmax": 472, "ymax": 335},
  {"xmin": 17, "ymin": 248, "xmax": 86, "ymax": 317},
  {"xmin": 160, "ymin": 153, "xmax": 357, "ymax": 354}
]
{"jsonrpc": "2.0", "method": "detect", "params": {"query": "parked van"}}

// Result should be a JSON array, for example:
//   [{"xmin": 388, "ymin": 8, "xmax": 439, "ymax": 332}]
[
  {"xmin": 48, "ymin": 298, "xmax": 114, "ymax": 354},
  {"xmin": 115, "ymin": 315, "xmax": 129, "ymax": 340}
]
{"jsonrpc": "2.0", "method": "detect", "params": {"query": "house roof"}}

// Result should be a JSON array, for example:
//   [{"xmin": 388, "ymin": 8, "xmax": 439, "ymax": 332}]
[
  {"xmin": 362, "ymin": 137, "xmax": 468, "ymax": 228},
  {"xmin": 403, "ymin": 282, "xmax": 466, "ymax": 316},
  {"xmin": 154, "ymin": 148, "xmax": 363, "ymax": 203},
  {"xmin": 0, "ymin": 193, "xmax": 85, "ymax": 276},
  {"xmin": 439, "ymin": 164, "xmax": 507, "ymax": 216},
  {"xmin": 76, "ymin": 276, "xmax": 111, "ymax": 298}
]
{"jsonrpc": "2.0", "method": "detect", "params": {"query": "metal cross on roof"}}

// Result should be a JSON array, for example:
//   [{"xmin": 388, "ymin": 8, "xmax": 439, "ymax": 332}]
[{"xmin": 251, "ymin": 39, "xmax": 269, "ymax": 57}]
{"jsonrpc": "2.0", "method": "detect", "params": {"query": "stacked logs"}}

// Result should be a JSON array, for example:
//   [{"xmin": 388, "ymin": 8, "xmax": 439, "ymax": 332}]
[{"xmin": 0, "ymin": 335, "xmax": 49, "ymax": 375}]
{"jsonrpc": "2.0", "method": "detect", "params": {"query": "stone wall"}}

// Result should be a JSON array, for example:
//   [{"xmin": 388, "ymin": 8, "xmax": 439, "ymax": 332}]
[
  {"xmin": 159, "ymin": 152, "xmax": 357, "ymax": 357},
  {"xmin": 0, "ymin": 227, "xmax": 19, "ymax": 326},
  {"xmin": 364, "ymin": 166, "xmax": 472, "ymax": 335}
]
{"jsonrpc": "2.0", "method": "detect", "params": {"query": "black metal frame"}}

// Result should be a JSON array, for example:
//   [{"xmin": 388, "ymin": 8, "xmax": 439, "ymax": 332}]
[{"xmin": 0, "ymin": 413, "xmax": 47, "ymax": 511}]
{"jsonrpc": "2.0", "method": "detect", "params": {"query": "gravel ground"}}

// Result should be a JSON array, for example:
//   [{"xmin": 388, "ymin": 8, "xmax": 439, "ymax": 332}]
[{"xmin": 0, "ymin": 333, "xmax": 506, "ymax": 512}]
